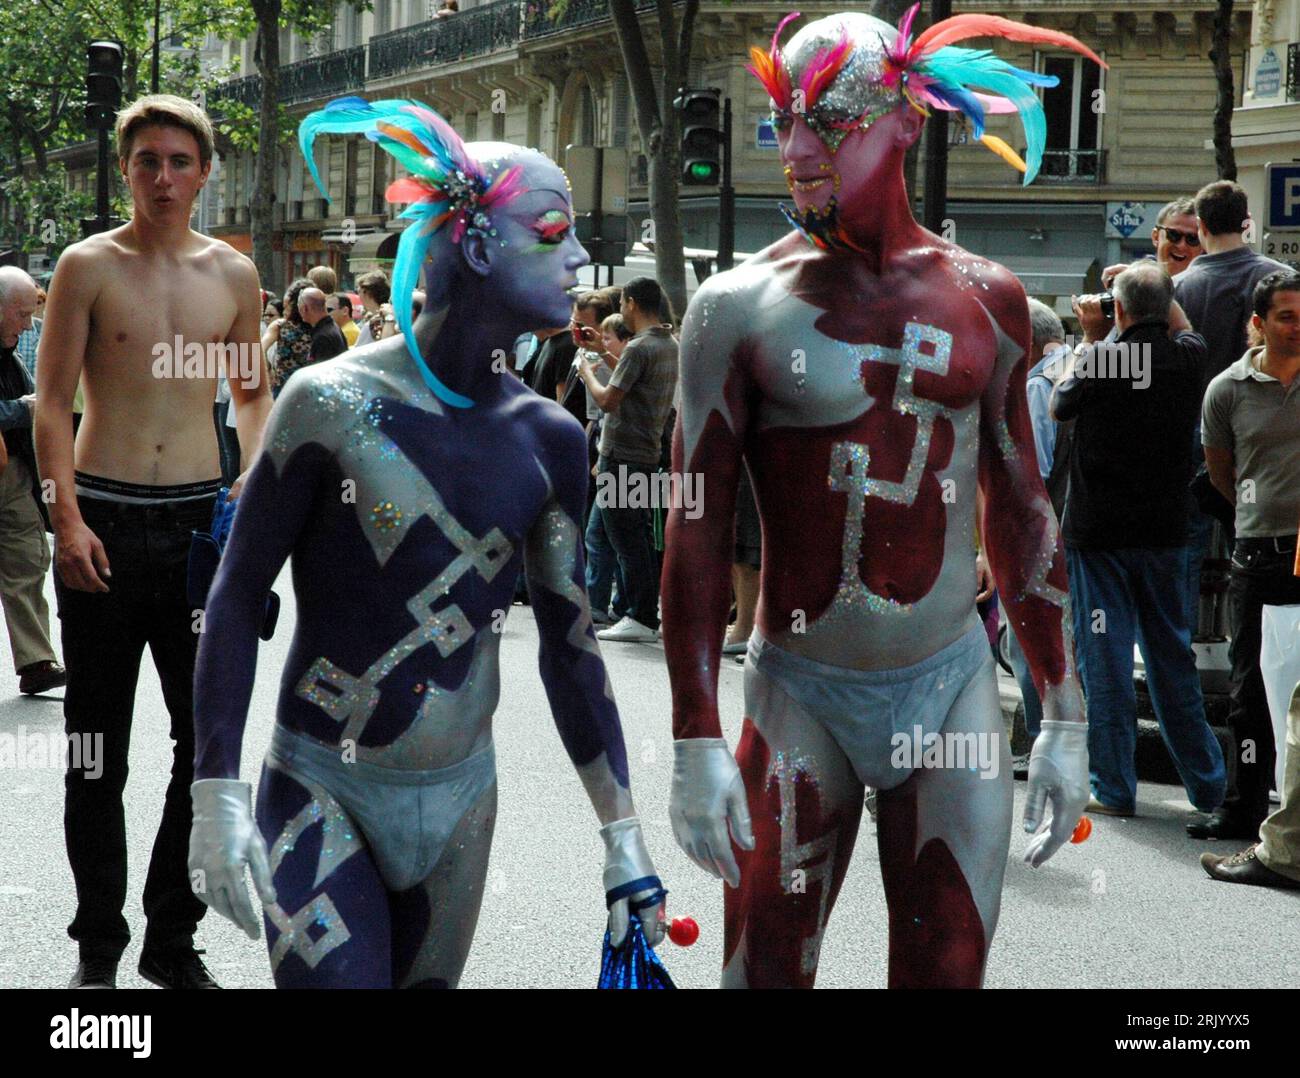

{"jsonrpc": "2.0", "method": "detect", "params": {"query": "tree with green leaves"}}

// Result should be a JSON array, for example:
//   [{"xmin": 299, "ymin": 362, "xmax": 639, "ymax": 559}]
[{"xmin": 0, "ymin": 0, "xmax": 250, "ymax": 265}]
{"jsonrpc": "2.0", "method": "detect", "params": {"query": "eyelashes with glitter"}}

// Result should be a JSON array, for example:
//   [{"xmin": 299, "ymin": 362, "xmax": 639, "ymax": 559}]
[{"xmin": 530, "ymin": 210, "xmax": 572, "ymax": 245}]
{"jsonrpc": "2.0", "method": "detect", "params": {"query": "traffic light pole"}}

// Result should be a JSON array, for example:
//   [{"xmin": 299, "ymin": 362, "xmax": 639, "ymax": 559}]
[
  {"xmin": 717, "ymin": 97, "xmax": 735, "ymax": 273},
  {"xmin": 83, "ymin": 40, "xmax": 124, "ymax": 239},
  {"xmin": 921, "ymin": 0, "xmax": 952, "ymax": 235}
]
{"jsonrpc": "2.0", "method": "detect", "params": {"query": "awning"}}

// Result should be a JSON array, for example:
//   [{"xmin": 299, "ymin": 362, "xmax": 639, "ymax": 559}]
[
  {"xmin": 335, "ymin": 227, "xmax": 403, "ymax": 260},
  {"xmin": 1001, "ymin": 255, "xmax": 1101, "ymax": 300}
]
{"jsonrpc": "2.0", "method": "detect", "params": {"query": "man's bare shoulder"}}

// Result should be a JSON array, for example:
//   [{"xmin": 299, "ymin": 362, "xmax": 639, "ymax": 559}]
[
  {"xmin": 52, "ymin": 231, "xmax": 126, "ymax": 283},
  {"xmin": 687, "ymin": 232, "xmax": 807, "ymax": 323},
  {"xmin": 927, "ymin": 238, "xmax": 1025, "ymax": 314},
  {"xmin": 196, "ymin": 233, "xmax": 259, "ymax": 289}
]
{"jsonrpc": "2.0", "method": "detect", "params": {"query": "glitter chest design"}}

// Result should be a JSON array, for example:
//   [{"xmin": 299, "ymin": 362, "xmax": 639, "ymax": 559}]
[
  {"xmin": 826, "ymin": 321, "xmax": 964, "ymax": 616},
  {"xmin": 295, "ymin": 431, "xmax": 515, "ymax": 746}
]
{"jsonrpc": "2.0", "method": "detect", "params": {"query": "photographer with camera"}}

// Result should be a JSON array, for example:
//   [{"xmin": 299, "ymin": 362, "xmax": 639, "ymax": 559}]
[{"xmin": 1051, "ymin": 261, "xmax": 1226, "ymax": 822}]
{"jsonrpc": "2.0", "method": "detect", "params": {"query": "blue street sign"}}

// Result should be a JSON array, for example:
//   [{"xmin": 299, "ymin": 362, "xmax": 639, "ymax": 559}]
[
  {"xmin": 1266, "ymin": 163, "xmax": 1300, "ymax": 231},
  {"xmin": 756, "ymin": 119, "xmax": 778, "ymax": 149},
  {"xmin": 1107, "ymin": 202, "xmax": 1144, "ymax": 238}
]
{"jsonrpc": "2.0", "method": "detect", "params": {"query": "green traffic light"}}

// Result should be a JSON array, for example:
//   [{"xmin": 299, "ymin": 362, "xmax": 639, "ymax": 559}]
[{"xmin": 688, "ymin": 162, "xmax": 718, "ymax": 182}]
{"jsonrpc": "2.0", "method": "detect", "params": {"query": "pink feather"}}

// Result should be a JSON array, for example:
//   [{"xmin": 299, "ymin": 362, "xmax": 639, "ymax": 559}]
[
  {"xmin": 771, "ymin": 11, "xmax": 801, "ymax": 56},
  {"xmin": 480, "ymin": 164, "xmax": 525, "ymax": 208},
  {"xmin": 798, "ymin": 31, "xmax": 853, "ymax": 108},
  {"xmin": 400, "ymin": 103, "xmax": 483, "ymax": 175}
]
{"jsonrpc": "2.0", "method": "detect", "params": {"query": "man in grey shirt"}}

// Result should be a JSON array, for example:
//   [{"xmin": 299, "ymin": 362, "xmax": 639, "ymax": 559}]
[
  {"xmin": 1196, "ymin": 269, "xmax": 1300, "ymax": 850},
  {"xmin": 1175, "ymin": 181, "xmax": 1290, "ymax": 649},
  {"xmin": 578, "ymin": 276, "xmax": 678, "ymax": 642}
]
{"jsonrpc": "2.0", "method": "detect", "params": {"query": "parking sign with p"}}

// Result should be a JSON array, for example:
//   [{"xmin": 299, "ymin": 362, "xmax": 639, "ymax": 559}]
[{"xmin": 1266, "ymin": 162, "xmax": 1300, "ymax": 231}]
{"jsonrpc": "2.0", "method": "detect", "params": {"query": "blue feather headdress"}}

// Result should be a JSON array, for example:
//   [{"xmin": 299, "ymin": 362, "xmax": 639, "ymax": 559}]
[{"xmin": 298, "ymin": 97, "xmax": 526, "ymax": 408}]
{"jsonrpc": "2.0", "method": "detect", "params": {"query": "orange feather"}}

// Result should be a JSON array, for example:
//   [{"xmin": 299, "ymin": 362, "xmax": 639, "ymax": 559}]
[
  {"xmin": 979, "ymin": 133, "xmax": 1027, "ymax": 174},
  {"xmin": 913, "ymin": 15, "xmax": 1107, "ymax": 69},
  {"xmin": 376, "ymin": 121, "xmax": 432, "ymax": 157}
]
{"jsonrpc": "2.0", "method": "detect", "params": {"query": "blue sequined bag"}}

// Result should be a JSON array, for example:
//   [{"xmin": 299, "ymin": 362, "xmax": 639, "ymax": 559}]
[
  {"xmin": 597, "ymin": 914, "xmax": 676, "ymax": 990},
  {"xmin": 187, "ymin": 487, "xmax": 280, "ymax": 640}
]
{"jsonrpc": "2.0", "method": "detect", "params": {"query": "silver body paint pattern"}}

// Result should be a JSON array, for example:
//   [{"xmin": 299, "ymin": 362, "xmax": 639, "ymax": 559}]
[
  {"xmin": 252, "ymin": 344, "xmax": 593, "ymax": 982},
  {"xmin": 678, "ymin": 256, "xmax": 1035, "ymax": 670}
]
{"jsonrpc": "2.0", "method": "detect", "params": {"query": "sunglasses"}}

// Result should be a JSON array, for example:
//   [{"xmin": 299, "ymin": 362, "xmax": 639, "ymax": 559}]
[
  {"xmin": 325, "ymin": 306, "xmax": 339, "ymax": 312},
  {"xmin": 1158, "ymin": 227, "xmax": 1201, "ymax": 247}
]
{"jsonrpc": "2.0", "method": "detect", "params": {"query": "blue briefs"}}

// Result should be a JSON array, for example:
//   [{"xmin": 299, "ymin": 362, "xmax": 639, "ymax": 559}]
[
  {"xmin": 267, "ymin": 725, "xmax": 496, "ymax": 893},
  {"xmin": 745, "ymin": 620, "xmax": 994, "ymax": 791}
]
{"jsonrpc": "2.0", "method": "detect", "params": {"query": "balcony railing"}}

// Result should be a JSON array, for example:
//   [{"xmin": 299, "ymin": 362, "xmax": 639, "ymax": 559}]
[
  {"xmin": 210, "ymin": 48, "xmax": 365, "ymax": 112},
  {"xmin": 1288, "ymin": 42, "xmax": 1299, "ymax": 103},
  {"xmin": 280, "ymin": 46, "xmax": 367, "ymax": 104},
  {"xmin": 370, "ymin": 0, "xmax": 521, "ymax": 80},
  {"xmin": 209, "ymin": 74, "xmax": 261, "ymax": 111},
  {"xmin": 523, "ymin": 0, "xmax": 664, "ymax": 38},
  {"xmin": 1034, "ymin": 148, "xmax": 1106, "ymax": 184},
  {"xmin": 212, "ymin": 1, "xmax": 684, "ymax": 113}
]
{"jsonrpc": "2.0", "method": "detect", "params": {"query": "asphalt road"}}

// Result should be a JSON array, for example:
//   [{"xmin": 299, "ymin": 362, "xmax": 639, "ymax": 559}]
[{"xmin": 1, "ymin": 569, "xmax": 1296, "ymax": 989}]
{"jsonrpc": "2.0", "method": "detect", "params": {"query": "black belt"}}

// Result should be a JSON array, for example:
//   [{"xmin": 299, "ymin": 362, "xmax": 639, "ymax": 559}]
[{"xmin": 1235, "ymin": 535, "xmax": 1297, "ymax": 554}]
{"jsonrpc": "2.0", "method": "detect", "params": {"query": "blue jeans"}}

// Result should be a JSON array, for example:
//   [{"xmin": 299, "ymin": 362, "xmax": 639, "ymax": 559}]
[
  {"xmin": 1066, "ymin": 546, "xmax": 1226, "ymax": 813},
  {"xmin": 1005, "ymin": 623, "xmax": 1043, "ymax": 740},
  {"xmin": 595, "ymin": 456, "xmax": 660, "ymax": 630},
  {"xmin": 584, "ymin": 496, "xmax": 625, "ymax": 619}
]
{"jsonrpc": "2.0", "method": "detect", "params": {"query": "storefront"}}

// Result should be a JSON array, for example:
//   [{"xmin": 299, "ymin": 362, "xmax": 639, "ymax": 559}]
[{"xmin": 285, "ymin": 231, "xmax": 331, "ymax": 290}]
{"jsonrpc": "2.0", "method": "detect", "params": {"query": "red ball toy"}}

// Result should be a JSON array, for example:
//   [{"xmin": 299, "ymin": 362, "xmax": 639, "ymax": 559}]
[
  {"xmin": 1071, "ymin": 816, "xmax": 1092, "ymax": 844},
  {"xmin": 667, "ymin": 916, "xmax": 700, "ymax": 947}
]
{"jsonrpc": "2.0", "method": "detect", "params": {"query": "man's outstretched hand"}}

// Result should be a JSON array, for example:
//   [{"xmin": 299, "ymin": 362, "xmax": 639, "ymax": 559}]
[
  {"xmin": 1022, "ymin": 719, "xmax": 1089, "ymax": 867},
  {"xmin": 669, "ymin": 738, "xmax": 754, "ymax": 888}
]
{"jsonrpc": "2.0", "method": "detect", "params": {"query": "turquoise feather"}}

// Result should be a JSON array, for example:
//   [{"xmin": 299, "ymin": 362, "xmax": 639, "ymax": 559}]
[{"xmin": 919, "ymin": 46, "xmax": 1061, "ymax": 184}]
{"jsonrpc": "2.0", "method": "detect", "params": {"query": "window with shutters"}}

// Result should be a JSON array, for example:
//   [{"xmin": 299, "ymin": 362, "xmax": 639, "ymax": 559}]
[{"xmin": 612, "ymin": 73, "xmax": 629, "ymax": 148}]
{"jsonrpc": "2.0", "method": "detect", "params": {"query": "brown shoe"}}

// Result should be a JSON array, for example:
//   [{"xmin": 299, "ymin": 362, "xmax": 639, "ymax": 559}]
[
  {"xmin": 18, "ymin": 660, "xmax": 66, "ymax": 695},
  {"xmin": 1200, "ymin": 845, "xmax": 1300, "ymax": 890}
]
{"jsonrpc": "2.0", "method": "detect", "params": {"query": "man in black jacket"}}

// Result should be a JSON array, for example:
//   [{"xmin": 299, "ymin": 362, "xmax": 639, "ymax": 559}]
[
  {"xmin": 0, "ymin": 267, "xmax": 64, "ymax": 694},
  {"xmin": 1052, "ymin": 260, "xmax": 1225, "ymax": 820},
  {"xmin": 298, "ymin": 288, "xmax": 348, "ymax": 368}
]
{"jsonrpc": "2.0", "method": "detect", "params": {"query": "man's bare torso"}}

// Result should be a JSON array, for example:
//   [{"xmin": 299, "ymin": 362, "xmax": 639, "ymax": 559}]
[
  {"xmin": 687, "ymin": 233, "xmax": 1021, "ymax": 670},
  {"xmin": 75, "ymin": 228, "xmax": 244, "ymax": 485}
]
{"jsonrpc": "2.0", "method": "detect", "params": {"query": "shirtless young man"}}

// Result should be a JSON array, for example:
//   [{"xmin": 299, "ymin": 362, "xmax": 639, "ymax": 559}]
[
  {"xmin": 35, "ymin": 95, "xmax": 272, "ymax": 989},
  {"xmin": 662, "ymin": 9, "xmax": 1102, "ymax": 988},
  {"xmin": 185, "ymin": 99, "xmax": 665, "ymax": 988}
]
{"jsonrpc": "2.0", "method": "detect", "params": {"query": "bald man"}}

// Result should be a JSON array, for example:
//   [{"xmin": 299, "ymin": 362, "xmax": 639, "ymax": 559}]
[
  {"xmin": 0, "ymin": 267, "xmax": 64, "ymax": 695},
  {"xmin": 298, "ymin": 287, "xmax": 347, "ymax": 374}
]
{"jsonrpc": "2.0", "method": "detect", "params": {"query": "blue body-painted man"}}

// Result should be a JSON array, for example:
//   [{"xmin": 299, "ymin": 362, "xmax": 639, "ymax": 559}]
[{"xmin": 187, "ymin": 100, "xmax": 665, "ymax": 987}]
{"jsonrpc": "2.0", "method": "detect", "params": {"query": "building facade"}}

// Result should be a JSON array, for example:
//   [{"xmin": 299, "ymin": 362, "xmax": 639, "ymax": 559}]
[
  {"xmin": 201, "ymin": 0, "xmax": 1252, "ymax": 305},
  {"xmin": 1235, "ymin": 0, "xmax": 1300, "ymax": 269}
]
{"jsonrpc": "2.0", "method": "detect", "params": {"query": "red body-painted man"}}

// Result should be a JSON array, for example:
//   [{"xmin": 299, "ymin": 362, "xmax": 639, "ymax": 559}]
[{"xmin": 662, "ymin": 9, "xmax": 1103, "ymax": 988}]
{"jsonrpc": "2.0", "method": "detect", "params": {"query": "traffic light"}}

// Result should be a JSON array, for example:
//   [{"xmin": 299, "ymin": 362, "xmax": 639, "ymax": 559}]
[
  {"xmin": 676, "ymin": 88, "xmax": 722, "ymax": 187},
  {"xmin": 86, "ymin": 40, "xmax": 124, "ymax": 130}
]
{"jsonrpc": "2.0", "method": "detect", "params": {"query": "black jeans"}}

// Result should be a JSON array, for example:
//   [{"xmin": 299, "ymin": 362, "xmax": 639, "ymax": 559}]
[
  {"xmin": 57, "ymin": 495, "xmax": 216, "ymax": 960},
  {"xmin": 1223, "ymin": 536, "xmax": 1300, "ymax": 827}
]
